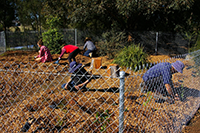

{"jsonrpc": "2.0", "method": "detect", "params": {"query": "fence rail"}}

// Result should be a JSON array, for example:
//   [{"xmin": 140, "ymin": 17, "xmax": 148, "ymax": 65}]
[{"xmin": 0, "ymin": 50, "xmax": 200, "ymax": 132}]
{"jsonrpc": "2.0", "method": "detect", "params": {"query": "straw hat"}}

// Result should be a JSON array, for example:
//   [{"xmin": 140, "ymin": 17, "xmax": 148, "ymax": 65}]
[
  {"xmin": 171, "ymin": 61, "xmax": 185, "ymax": 73},
  {"xmin": 84, "ymin": 37, "xmax": 91, "ymax": 43}
]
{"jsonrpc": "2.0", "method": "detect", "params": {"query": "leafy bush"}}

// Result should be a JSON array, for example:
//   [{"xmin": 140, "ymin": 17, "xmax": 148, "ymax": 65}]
[
  {"xmin": 42, "ymin": 16, "xmax": 64, "ymax": 54},
  {"xmin": 113, "ymin": 43, "xmax": 149, "ymax": 71},
  {"xmin": 0, "ymin": 24, "xmax": 3, "ymax": 31},
  {"xmin": 190, "ymin": 33, "xmax": 200, "ymax": 52},
  {"xmin": 186, "ymin": 31, "xmax": 200, "ymax": 67},
  {"xmin": 184, "ymin": 31, "xmax": 200, "ymax": 52},
  {"xmin": 96, "ymin": 29, "xmax": 127, "ymax": 59}
]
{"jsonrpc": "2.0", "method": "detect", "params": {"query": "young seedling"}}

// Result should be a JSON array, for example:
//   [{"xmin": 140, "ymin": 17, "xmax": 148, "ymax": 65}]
[
  {"xmin": 94, "ymin": 109, "xmax": 111, "ymax": 132},
  {"xmin": 57, "ymin": 116, "xmax": 64, "ymax": 127},
  {"xmin": 143, "ymin": 91, "xmax": 152, "ymax": 106},
  {"xmin": 181, "ymin": 84, "xmax": 185, "ymax": 99}
]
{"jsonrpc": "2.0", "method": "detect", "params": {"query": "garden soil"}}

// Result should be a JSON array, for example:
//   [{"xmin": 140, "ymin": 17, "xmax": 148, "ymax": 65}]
[{"xmin": 0, "ymin": 50, "xmax": 200, "ymax": 133}]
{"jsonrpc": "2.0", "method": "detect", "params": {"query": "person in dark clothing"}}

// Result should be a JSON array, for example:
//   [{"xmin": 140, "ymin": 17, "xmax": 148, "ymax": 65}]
[{"xmin": 62, "ymin": 61, "xmax": 92, "ymax": 91}]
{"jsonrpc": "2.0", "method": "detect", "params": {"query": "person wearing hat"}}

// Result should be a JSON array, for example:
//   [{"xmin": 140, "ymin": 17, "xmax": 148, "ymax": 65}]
[
  {"xmin": 35, "ymin": 39, "xmax": 52, "ymax": 63},
  {"xmin": 142, "ymin": 60, "xmax": 185, "ymax": 101},
  {"xmin": 83, "ymin": 37, "xmax": 97, "ymax": 57},
  {"xmin": 54, "ymin": 44, "xmax": 80, "ymax": 64},
  {"xmin": 61, "ymin": 61, "xmax": 92, "ymax": 91}
]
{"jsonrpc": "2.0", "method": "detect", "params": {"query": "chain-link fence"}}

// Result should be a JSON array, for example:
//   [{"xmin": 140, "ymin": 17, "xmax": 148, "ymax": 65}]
[
  {"xmin": 1, "ymin": 30, "xmax": 190, "ymax": 56},
  {"xmin": 4, "ymin": 29, "xmax": 78, "ymax": 51},
  {"xmin": 0, "ymin": 50, "xmax": 200, "ymax": 132},
  {"xmin": 6, "ymin": 31, "xmax": 40, "ymax": 50},
  {"xmin": 130, "ymin": 31, "xmax": 189, "ymax": 55}
]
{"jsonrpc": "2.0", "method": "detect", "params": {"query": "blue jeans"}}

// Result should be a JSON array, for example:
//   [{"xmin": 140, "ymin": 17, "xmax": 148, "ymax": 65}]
[{"xmin": 83, "ymin": 50, "xmax": 93, "ymax": 57}]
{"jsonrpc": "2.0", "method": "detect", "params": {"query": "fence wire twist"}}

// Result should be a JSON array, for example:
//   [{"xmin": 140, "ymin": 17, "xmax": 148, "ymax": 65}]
[{"xmin": 0, "ymin": 50, "xmax": 200, "ymax": 133}]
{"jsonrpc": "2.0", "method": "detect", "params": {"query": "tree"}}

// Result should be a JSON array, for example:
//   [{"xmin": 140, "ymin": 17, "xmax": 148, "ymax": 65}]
[
  {"xmin": 15, "ymin": 0, "xmax": 45, "ymax": 31},
  {"xmin": 190, "ymin": 0, "xmax": 200, "ymax": 31},
  {"xmin": 12, "ymin": 0, "xmax": 200, "ymax": 35},
  {"xmin": 42, "ymin": 0, "xmax": 73, "ymax": 29},
  {"xmin": 68, "ymin": 0, "xmax": 195, "ymax": 32},
  {"xmin": 0, "ymin": 0, "xmax": 16, "ymax": 48},
  {"xmin": 0, "ymin": 0, "xmax": 15, "ymax": 31}
]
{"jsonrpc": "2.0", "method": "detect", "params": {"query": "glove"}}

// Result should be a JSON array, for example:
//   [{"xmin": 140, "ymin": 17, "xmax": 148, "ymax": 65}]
[
  {"xmin": 54, "ymin": 60, "xmax": 59, "ymax": 64},
  {"xmin": 61, "ymin": 83, "xmax": 66, "ymax": 89}
]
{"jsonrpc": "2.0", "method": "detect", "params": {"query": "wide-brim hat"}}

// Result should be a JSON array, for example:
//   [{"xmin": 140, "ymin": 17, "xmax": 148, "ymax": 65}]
[
  {"xmin": 171, "ymin": 60, "xmax": 185, "ymax": 73},
  {"xmin": 84, "ymin": 37, "xmax": 91, "ymax": 43},
  {"xmin": 69, "ymin": 61, "xmax": 82, "ymax": 73}
]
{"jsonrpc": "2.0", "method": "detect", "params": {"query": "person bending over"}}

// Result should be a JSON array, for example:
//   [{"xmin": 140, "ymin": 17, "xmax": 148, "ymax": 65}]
[
  {"xmin": 142, "ymin": 60, "xmax": 185, "ymax": 101},
  {"xmin": 62, "ymin": 61, "xmax": 92, "ymax": 91},
  {"xmin": 54, "ymin": 45, "xmax": 80, "ymax": 64}
]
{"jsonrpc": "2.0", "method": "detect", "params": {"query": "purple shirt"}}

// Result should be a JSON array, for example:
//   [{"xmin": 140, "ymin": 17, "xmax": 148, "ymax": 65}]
[{"xmin": 143, "ymin": 62, "xmax": 172, "ymax": 84}]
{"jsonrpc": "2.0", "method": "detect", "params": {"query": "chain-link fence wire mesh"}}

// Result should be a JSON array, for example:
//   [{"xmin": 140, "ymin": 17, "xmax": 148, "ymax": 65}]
[
  {"xmin": 0, "ymin": 50, "xmax": 200, "ymax": 132},
  {"xmin": 1, "ymin": 30, "xmax": 190, "ymax": 56},
  {"xmin": 130, "ymin": 31, "xmax": 189, "ymax": 55},
  {"xmin": 4, "ymin": 29, "xmax": 94, "ymax": 50},
  {"xmin": 123, "ymin": 50, "xmax": 200, "ymax": 133},
  {"xmin": 0, "ymin": 60, "xmax": 120, "ymax": 132},
  {"xmin": 6, "ymin": 31, "xmax": 40, "ymax": 50},
  {"xmin": 4, "ymin": 29, "xmax": 77, "ymax": 51},
  {"xmin": 4, "ymin": 29, "xmax": 104, "ymax": 50}
]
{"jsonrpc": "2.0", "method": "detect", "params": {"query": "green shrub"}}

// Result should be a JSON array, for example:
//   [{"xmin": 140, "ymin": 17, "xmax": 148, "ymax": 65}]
[
  {"xmin": 187, "ymin": 31, "xmax": 200, "ymax": 68},
  {"xmin": 185, "ymin": 31, "xmax": 200, "ymax": 52},
  {"xmin": 0, "ymin": 23, "xmax": 3, "ymax": 31},
  {"xmin": 113, "ymin": 43, "xmax": 149, "ymax": 71},
  {"xmin": 42, "ymin": 16, "xmax": 64, "ymax": 54},
  {"xmin": 190, "ymin": 33, "xmax": 200, "ymax": 52}
]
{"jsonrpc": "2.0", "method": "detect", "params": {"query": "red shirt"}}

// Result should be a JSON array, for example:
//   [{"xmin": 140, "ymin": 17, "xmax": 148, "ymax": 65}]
[{"xmin": 64, "ymin": 45, "xmax": 79, "ymax": 53}]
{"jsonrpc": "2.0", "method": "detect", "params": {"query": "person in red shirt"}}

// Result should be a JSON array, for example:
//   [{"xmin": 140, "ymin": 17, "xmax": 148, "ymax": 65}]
[{"xmin": 54, "ymin": 45, "xmax": 80, "ymax": 64}]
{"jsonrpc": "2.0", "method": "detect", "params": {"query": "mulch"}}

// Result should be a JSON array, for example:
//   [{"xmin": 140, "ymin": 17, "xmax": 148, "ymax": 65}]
[{"xmin": 0, "ymin": 50, "xmax": 200, "ymax": 132}]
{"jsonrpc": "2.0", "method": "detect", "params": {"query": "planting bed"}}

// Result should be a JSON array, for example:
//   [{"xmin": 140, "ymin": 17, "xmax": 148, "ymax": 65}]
[{"xmin": 0, "ymin": 50, "xmax": 200, "ymax": 132}]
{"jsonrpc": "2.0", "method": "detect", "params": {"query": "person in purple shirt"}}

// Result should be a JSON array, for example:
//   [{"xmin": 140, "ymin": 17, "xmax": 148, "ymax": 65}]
[
  {"xmin": 142, "ymin": 60, "xmax": 185, "ymax": 101},
  {"xmin": 83, "ymin": 37, "xmax": 97, "ymax": 57}
]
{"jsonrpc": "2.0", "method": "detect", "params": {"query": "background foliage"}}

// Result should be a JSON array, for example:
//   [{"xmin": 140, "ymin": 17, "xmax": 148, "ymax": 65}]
[
  {"xmin": 96, "ymin": 30, "xmax": 127, "ymax": 59},
  {"xmin": 2, "ymin": 0, "xmax": 200, "ymax": 33},
  {"xmin": 1, "ymin": 0, "xmax": 200, "ymax": 56}
]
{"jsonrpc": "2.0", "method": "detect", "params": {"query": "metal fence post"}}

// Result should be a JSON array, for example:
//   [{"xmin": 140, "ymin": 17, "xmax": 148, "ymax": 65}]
[
  {"xmin": 0, "ymin": 31, "xmax": 6, "ymax": 53},
  {"xmin": 119, "ymin": 71, "xmax": 125, "ymax": 133},
  {"xmin": 155, "ymin": 32, "xmax": 158, "ymax": 55},
  {"xmin": 75, "ymin": 29, "xmax": 77, "ymax": 46}
]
